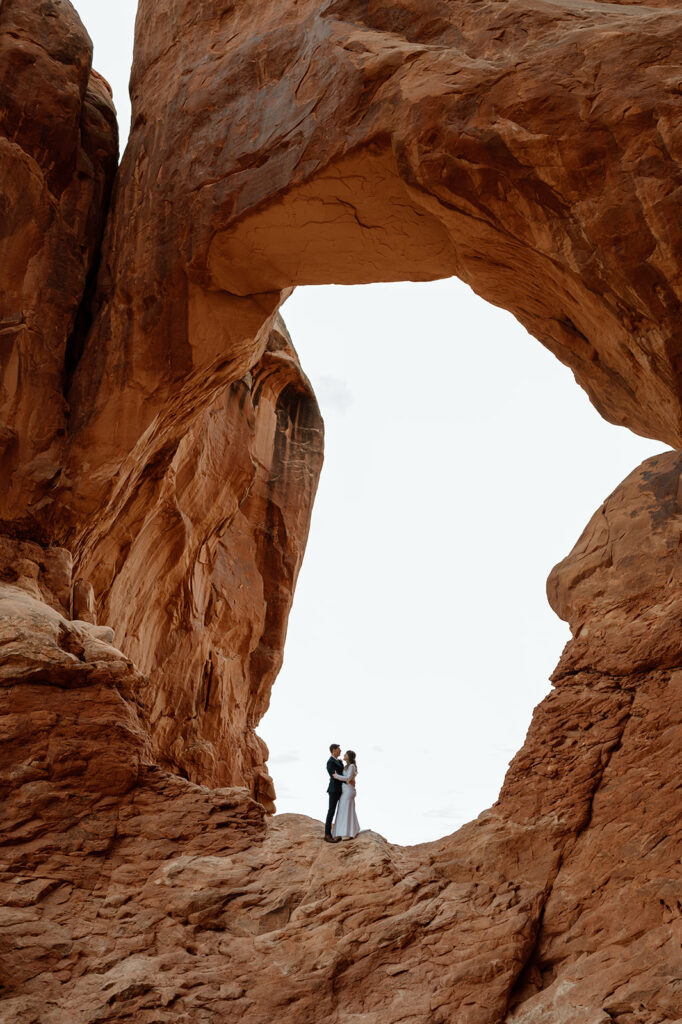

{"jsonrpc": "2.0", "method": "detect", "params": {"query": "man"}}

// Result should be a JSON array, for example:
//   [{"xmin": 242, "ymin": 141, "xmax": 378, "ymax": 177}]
[{"xmin": 324, "ymin": 744, "xmax": 345, "ymax": 843}]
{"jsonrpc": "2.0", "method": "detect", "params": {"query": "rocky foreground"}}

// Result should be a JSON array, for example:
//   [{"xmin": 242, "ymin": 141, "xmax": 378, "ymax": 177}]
[
  {"xmin": 3, "ymin": 450, "xmax": 682, "ymax": 1022},
  {"xmin": 2, "ymin": 0, "xmax": 682, "ymax": 1021}
]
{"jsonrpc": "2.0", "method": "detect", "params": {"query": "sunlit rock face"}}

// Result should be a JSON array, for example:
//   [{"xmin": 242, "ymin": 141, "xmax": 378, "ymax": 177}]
[
  {"xmin": 2, "ymin": 0, "xmax": 682, "ymax": 1020},
  {"xmin": 73, "ymin": 320, "xmax": 324, "ymax": 802}
]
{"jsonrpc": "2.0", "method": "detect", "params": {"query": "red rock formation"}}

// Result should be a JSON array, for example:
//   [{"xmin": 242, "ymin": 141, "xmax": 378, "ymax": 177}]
[
  {"xmin": 73, "ymin": 320, "xmax": 323, "ymax": 802},
  {"xmin": 508, "ymin": 451, "xmax": 682, "ymax": 1023},
  {"xmin": 0, "ymin": 0, "xmax": 117, "ymax": 529},
  {"xmin": 66, "ymin": 0, "xmax": 682, "ymax": 474},
  {"xmin": 2, "ymin": 0, "xmax": 682, "ymax": 1021},
  {"xmin": 41, "ymin": 0, "xmax": 681, "ymax": 803},
  {"xmin": 1, "ymin": 0, "xmax": 325, "ymax": 799},
  {"xmin": 3, "ymin": 454, "xmax": 682, "ymax": 1022}
]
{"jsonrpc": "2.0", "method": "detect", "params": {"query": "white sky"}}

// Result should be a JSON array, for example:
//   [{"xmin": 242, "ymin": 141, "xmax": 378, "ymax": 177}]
[{"xmin": 76, "ymin": 3, "xmax": 668, "ymax": 845}]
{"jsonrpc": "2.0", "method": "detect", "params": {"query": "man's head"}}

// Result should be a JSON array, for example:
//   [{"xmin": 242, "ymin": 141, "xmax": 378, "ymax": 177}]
[{"xmin": 330, "ymin": 743, "xmax": 341, "ymax": 757}]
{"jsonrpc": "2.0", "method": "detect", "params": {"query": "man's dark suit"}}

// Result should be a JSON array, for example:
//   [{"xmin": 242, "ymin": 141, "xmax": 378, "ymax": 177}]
[{"xmin": 325, "ymin": 756, "xmax": 345, "ymax": 837}]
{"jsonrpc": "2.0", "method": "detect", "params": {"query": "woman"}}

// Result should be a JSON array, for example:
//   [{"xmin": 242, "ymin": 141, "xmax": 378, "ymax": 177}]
[{"xmin": 332, "ymin": 750, "xmax": 360, "ymax": 840}]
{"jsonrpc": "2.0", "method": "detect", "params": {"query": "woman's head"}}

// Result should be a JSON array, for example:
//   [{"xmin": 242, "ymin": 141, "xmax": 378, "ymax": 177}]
[{"xmin": 344, "ymin": 749, "xmax": 357, "ymax": 768}]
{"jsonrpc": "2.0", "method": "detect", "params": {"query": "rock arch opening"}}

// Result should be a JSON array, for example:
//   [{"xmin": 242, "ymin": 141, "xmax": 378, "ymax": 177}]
[
  {"xmin": 5, "ymin": 0, "xmax": 682, "ymax": 1018},
  {"xmin": 261, "ymin": 279, "xmax": 668, "ymax": 844}
]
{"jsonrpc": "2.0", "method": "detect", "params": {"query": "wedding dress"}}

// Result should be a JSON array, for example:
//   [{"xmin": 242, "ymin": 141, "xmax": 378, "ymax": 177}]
[{"xmin": 332, "ymin": 764, "xmax": 360, "ymax": 839}]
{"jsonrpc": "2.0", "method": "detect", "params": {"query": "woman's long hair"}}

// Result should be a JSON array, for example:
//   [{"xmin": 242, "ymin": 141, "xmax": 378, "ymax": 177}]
[{"xmin": 345, "ymin": 749, "xmax": 357, "ymax": 773}]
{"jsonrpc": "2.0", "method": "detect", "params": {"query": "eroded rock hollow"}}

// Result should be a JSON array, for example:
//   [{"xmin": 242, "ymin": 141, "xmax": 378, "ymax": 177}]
[{"xmin": 2, "ymin": 0, "xmax": 682, "ymax": 1021}]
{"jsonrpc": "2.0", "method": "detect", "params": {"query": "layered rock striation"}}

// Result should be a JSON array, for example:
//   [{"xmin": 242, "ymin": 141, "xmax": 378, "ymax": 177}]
[{"xmin": 1, "ymin": 0, "xmax": 682, "ymax": 1021}]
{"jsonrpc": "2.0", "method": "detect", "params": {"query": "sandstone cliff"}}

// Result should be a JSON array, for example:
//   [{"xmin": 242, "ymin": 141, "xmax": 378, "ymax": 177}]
[{"xmin": 2, "ymin": 0, "xmax": 682, "ymax": 1021}]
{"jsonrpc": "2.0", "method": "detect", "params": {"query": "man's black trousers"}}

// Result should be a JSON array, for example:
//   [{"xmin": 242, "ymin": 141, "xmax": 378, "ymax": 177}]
[{"xmin": 325, "ymin": 790, "xmax": 341, "ymax": 836}]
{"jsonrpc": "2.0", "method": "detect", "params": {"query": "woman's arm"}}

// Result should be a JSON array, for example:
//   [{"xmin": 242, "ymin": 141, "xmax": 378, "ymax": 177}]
[{"xmin": 332, "ymin": 772, "xmax": 345, "ymax": 780}]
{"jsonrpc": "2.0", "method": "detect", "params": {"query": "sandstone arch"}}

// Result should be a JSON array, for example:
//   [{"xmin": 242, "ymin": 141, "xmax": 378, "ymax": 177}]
[
  {"xmin": 68, "ymin": 0, "xmax": 682, "ymax": 492},
  {"xmin": 2, "ymin": 0, "xmax": 682, "ymax": 1021}
]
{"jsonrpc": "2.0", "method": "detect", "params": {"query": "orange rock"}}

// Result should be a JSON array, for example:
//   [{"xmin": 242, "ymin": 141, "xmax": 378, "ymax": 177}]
[
  {"xmin": 2, "ymin": 0, "xmax": 682, "ymax": 1021},
  {"xmin": 48, "ymin": 0, "xmax": 682, "ymax": 808},
  {"xmin": 0, "ymin": 0, "xmax": 117, "ymax": 528},
  {"xmin": 2, "ymin": 460, "xmax": 680, "ymax": 1021},
  {"xmin": 72, "ymin": 320, "xmax": 323, "ymax": 802},
  {"xmin": 549, "ymin": 450, "xmax": 682, "ymax": 676},
  {"xmin": 66, "ymin": 0, "xmax": 682, "ymax": 483}
]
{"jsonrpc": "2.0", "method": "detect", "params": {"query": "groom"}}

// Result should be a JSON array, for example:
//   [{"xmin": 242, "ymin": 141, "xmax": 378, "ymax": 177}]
[{"xmin": 324, "ymin": 743, "xmax": 344, "ymax": 843}]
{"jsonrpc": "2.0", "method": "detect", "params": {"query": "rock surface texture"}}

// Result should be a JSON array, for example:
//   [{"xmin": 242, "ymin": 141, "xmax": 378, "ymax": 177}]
[
  {"xmin": 1, "ymin": 0, "xmax": 682, "ymax": 1022},
  {"xmin": 0, "ymin": 0, "xmax": 117, "ymax": 528}
]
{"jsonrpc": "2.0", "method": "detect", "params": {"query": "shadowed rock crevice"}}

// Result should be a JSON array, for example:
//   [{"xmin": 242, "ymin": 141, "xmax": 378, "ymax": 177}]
[{"xmin": 503, "ymin": 681, "xmax": 637, "ymax": 1017}]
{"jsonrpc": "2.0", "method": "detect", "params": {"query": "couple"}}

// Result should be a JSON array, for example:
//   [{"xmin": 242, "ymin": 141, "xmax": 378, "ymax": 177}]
[{"xmin": 324, "ymin": 743, "xmax": 360, "ymax": 843}]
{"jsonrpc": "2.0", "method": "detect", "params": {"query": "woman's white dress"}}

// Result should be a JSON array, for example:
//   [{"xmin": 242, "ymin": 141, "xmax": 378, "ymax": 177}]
[{"xmin": 332, "ymin": 764, "xmax": 360, "ymax": 838}]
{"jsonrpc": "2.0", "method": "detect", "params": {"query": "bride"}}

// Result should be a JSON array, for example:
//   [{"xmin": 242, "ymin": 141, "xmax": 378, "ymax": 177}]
[{"xmin": 332, "ymin": 749, "xmax": 360, "ymax": 840}]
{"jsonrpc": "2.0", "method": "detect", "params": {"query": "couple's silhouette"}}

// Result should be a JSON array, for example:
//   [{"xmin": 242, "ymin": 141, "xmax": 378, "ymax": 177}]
[{"xmin": 324, "ymin": 743, "xmax": 360, "ymax": 843}]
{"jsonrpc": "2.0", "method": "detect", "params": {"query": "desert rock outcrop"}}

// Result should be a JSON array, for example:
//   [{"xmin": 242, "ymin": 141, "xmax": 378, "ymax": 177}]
[
  {"xmin": 50, "ymin": 0, "xmax": 682, "ymax": 801},
  {"xmin": 0, "ymin": 0, "xmax": 117, "ymax": 528},
  {"xmin": 2, "ymin": 0, "xmax": 682, "ymax": 1021},
  {"xmin": 3, "ymin": 454, "xmax": 682, "ymax": 1022},
  {"xmin": 67, "ymin": 0, "xmax": 682, "ymax": 487}
]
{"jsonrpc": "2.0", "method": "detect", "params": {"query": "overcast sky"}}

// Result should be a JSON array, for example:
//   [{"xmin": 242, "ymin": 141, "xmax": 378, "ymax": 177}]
[{"xmin": 76, "ymin": 2, "xmax": 668, "ymax": 845}]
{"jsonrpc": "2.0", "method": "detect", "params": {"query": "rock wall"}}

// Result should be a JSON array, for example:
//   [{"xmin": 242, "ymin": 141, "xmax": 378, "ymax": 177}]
[
  {"xmin": 3, "ymin": 454, "xmax": 682, "ymax": 1023},
  {"xmin": 70, "ymin": 0, "xmax": 682, "ymax": 453},
  {"xmin": 1, "ymin": 0, "xmax": 325, "ymax": 802},
  {"xmin": 0, "ymin": 0, "xmax": 117, "ymax": 528},
  {"xmin": 2, "ymin": 0, "xmax": 682, "ymax": 1021},
  {"xmin": 71, "ymin": 320, "xmax": 323, "ymax": 804}
]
